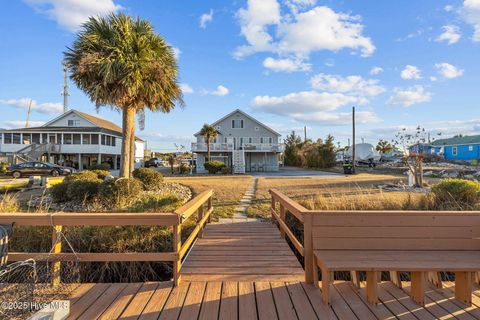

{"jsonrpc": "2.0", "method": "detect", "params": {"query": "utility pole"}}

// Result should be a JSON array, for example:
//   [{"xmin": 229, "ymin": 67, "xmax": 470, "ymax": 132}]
[
  {"xmin": 61, "ymin": 61, "xmax": 69, "ymax": 113},
  {"xmin": 25, "ymin": 99, "xmax": 33, "ymax": 128},
  {"xmin": 304, "ymin": 126, "xmax": 307, "ymax": 142},
  {"xmin": 352, "ymin": 106, "xmax": 356, "ymax": 173}
]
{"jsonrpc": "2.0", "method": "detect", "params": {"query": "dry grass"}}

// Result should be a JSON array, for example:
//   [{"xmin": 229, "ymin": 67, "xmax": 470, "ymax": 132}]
[
  {"xmin": 165, "ymin": 175, "xmax": 253, "ymax": 219},
  {"xmin": 0, "ymin": 193, "xmax": 20, "ymax": 212}
]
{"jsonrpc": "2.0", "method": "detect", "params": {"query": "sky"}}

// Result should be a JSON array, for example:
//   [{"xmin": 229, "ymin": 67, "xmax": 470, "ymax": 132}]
[{"xmin": 1, "ymin": 0, "xmax": 480, "ymax": 151}]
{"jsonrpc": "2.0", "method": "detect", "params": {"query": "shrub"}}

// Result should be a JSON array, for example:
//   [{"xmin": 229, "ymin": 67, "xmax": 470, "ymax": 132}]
[
  {"xmin": 431, "ymin": 178, "xmax": 480, "ymax": 209},
  {"xmin": 221, "ymin": 166, "xmax": 231, "ymax": 174},
  {"xmin": 99, "ymin": 178, "xmax": 144, "ymax": 208},
  {"xmin": 133, "ymin": 167, "xmax": 163, "ymax": 190},
  {"xmin": 179, "ymin": 163, "xmax": 190, "ymax": 174},
  {"xmin": 204, "ymin": 160, "xmax": 226, "ymax": 174},
  {"xmin": 0, "ymin": 193, "xmax": 19, "ymax": 212},
  {"xmin": 0, "ymin": 162, "xmax": 8, "ymax": 175},
  {"xmin": 51, "ymin": 171, "xmax": 102, "ymax": 202},
  {"xmin": 90, "ymin": 169, "xmax": 111, "ymax": 180},
  {"xmin": 89, "ymin": 162, "xmax": 111, "ymax": 171}
]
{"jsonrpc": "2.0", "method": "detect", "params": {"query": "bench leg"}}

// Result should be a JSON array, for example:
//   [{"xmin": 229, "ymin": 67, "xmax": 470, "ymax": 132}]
[
  {"xmin": 427, "ymin": 271, "xmax": 442, "ymax": 288},
  {"xmin": 366, "ymin": 271, "xmax": 379, "ymax": 304},
  {"xmin": 475, "ymin": 272, "xmax": 480, "ymax": 286},
  {"xmin": 313, "ymin": 261, "xmax": 319, "ymax": 288},
  {"xmin": 351, "ymin": 271, "xmax": 361, "ymax": 289},
  {"xmin": 390, "ymin": 271, "xmax": 402, "ymax": 288},
  {"xmin": 321, "ymin": 268, "xmax": 332, "ymax": 305},
  {"xmin": 410, "ymin": 272, "xmax": 425, "ymax": 305},
  {"xmin": 455, "ymin": 272, "xmax": 472, "ymax": 306}
]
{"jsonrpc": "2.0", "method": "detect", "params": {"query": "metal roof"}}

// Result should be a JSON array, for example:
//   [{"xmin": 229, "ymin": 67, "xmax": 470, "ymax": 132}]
[{"xmin": 431, "ymin": 135, "xmax": 480, "ymax": 146}]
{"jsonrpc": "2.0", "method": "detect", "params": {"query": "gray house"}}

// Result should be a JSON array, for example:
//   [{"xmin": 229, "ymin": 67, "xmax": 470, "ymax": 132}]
[{"xmin": 192, "ymin": 109, "xmax": 283, "ymax": 173}]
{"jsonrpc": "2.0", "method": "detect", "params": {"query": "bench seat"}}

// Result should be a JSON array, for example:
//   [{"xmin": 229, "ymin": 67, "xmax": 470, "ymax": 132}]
[
  {"xmin": 314, "ymin": 250, "xmax": 479, "ymax": 305},
  {"xmin": 314, "ymin": 250, "xmax": 480, "ymax": 272}
]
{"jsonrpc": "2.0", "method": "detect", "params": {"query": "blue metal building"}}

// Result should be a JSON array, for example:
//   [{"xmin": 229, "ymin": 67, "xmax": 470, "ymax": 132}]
[{"xmin": 429, "ymin": 135, "xmax": 480, "ymax": 161}]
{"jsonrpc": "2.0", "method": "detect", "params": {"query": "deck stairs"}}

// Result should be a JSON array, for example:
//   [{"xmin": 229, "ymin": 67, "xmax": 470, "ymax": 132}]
[
  {"xmin": 232, "ymin": 149, "xmax": 245, "ymax": 174},
  {"xmin": 13, "ymin": 143, "xmax": 59, "ymax": 163}
]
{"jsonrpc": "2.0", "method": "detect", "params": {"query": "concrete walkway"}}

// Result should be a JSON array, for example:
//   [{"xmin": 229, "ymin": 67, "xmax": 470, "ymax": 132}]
[{"xmin": 219, "ymin": 178, "xmax": 259, "ymax": 223}]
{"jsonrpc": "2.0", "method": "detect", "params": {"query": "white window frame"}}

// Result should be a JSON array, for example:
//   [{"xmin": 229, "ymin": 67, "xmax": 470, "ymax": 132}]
[
  {"xmin": 468, "ymin": 145, "xmax": 474, "ymax": 151},
  {"xmin": 452, "ymin": 146, "xmax": 458, "ymax": 156},
  {"xmin": 232, "ymin": 119, "xmax": 244, "ymax": 129}
]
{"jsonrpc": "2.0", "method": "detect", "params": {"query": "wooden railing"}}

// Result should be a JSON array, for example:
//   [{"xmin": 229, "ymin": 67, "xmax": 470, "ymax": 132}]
[
  {"xmin": 270, "ymin": 188, "xmax": 480, "ymax": 288},
  {"xmin": 0, "ymin": 189, "xmax": 213, "ymax": 286}
]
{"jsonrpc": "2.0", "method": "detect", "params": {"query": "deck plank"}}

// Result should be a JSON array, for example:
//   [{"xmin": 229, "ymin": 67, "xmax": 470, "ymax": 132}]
[
  {"xmin": 178, "ymin": 282, "xmax": 207, "ymax": 320},
  {"xmin": 270, "ymin": 282, "xmax": 298, "ymax": 320},
  {"xmin": 238, "ymin": 282, "xmax": 258, "ymax": 320},
  {"xmin": 255, "ymin": 282, "xmax": 279, "ymax": 320},
  {"xmin": 300, "ymin": 282, "xmax": 338, "ymax": 320},
  {"xmin": 158, "ymin": 283, "xmax": 190, "ymax": 320},
  {"xmin": 120, "ymin": 282, "xmax": 159, "ymax": 319},
  {"xmin": 335, "ymin": 282, "xmax": 376, "ymax": 320},
  {"xmin": 77, "ymin": 283, "xmax": 127, "ymax": 320},
  {"xmin": 68, "ymin": 283, "xmax": 111, "ymax": 319},
  {"xmin": 138, "ymin": 282, "xmax": 173, "ymax": 320},
  {"xmin": 285, "ymin": 282, "xmax": 318, "ymax": 320},
  {"xmin": 98, "ymin": 283, "xmax": 142, "ymax": 320},
  {"xmin": 198, "ymin": 281, "xmax": 222, "ymax": 320},
  {"xmin": 219, "ymin": 281, "xmax": 238, "ymax": 320}
]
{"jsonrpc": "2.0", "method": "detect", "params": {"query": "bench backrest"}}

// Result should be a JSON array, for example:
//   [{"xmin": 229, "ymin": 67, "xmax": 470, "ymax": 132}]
[{"xmin": 310, "ymin": 211, "xmax": 480, "ymax": 251}]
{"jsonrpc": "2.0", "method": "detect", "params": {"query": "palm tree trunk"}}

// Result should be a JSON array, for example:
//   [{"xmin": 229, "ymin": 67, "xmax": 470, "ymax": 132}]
[
  {"xmin": 129, "ymin": 121, "xmax": 135, "ymax": 177},
  {"xmin": 207, "ymin": 137, "xmax": 211, "ymax": 162},
  {"xmin": 120, "ymin": 107, "xmax": 135, "ymax": 178}
]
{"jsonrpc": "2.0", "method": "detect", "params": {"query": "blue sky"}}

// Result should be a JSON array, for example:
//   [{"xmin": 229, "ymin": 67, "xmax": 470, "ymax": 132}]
[{"xmin": 1, "ymin": 0, "xmax": 480, "ymax": 151}]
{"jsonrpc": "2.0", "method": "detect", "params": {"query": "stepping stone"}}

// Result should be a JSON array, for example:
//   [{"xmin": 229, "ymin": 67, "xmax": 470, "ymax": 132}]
[{"xmin": 234, "ymin": 207, "xmax": 247, "ymax": 212}]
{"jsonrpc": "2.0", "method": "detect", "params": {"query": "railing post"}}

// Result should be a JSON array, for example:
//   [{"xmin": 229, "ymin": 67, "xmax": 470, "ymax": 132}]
[
  {"xmin": 304, "ymin": 213, "xmax": 314, "ymax": 284},
  {"xmin": 270, "ymin": 193, "xmax": 276, "ymax": 224},
  {"xmin": 51, "ymin": 225, "xmax": 62, "ymax": 286},
  {"xmin": 207, "ymin": 196, "xmax": 212, "ymax": 223},
  {"xmin": 198, "ymin": 205, "xmax": 204, "ymax": 238},
  {"xmin": 279, "ymin": 204, "xmax": 286, "ymax": 238},
  {"xmin": 173, "ymin": 224, "xmax": 182, "ymax": 286}
]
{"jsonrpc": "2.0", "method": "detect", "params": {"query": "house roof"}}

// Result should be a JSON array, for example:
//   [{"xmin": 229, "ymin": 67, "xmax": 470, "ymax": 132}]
[
  {"xmin": 431, "ymin": 135, "xmax": 480, "ymax": 146},
  {"xmin": 194, "ymin": 109, "xmax": 281, "ymax": 136},
  {"xmin": 3, "ymin": 109, "xmax": 143, "ymax": 141}
]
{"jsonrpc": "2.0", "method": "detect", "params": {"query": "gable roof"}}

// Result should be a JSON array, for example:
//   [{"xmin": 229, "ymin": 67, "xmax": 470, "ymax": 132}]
[
  {"xmin": 41, "ymin": 109, "xmax": 143, "ymax": 141},
  {"xmin": 431, "ymin": 135, "xmax": 480, "ymax": 146},
  {"xmin": 194, "ymin": 109, "xmax": 281, "ymax": 136}
]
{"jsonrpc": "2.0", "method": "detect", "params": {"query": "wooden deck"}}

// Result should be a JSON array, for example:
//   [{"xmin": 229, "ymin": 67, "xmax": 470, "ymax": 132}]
[
  {"xmin": 67, "ymin": 280, "xmax": 480, "ymax": 319},
  {"xmin": 181, "ymin": 221, "xmax": 305, "ymax": 282}
]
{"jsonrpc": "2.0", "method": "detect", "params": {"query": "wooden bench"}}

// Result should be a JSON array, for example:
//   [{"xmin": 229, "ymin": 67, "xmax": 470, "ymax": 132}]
[{"xmin": 305, "ymin": 211, "xmax": 480, "ymax": 306}]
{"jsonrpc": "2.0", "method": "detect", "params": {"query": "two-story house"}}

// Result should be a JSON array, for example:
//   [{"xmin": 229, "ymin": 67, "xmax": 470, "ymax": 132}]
[
  {"xmin": 0, "ymin": 109, "xmax": 145, "ymax": 170},
  {"xmin": 192, "ymin": 109, "xmax": 283, "ymax": 173}
]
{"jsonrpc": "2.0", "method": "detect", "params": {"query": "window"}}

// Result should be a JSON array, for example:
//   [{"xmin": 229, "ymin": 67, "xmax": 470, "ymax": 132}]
[
  {"xmin": 232, "ymin": 119, "xmax": 243, "ymax": 128},
  {"xmin": 23, "ymin": 134, "xmax": 31, "ymax": 144},
  {"xmin": 12, "ymin": 133, "xmax": 21, "ymax": 144},
  {"xmin": 32, "ymin": 133, "xmax": 40, "ymax": 144},
  {"xmin": 42, "ymin": 133, "xmax": 48, "ymax": 143},
  {"xmin": 34, "ymin": 162, "xmax": 47, "ymax": 168},
  {"xmin": 73, "ymin": 134, "xmax": 81, "ymax": 144},
  {"xmin": 57, "ymin": 133, "xmax": 62, "ymax": 144},
  {"xmin": 452, "ymin": 146, "xmax": 458, "ymax": 156},
  {"xmin": 4, "ymin": 133, "xmax": 12, "ymax": 144},
  {"xmin": 64, "ymin": 134, "xmax": 72, "ymax": 144},
  {"xmin": 269, "ymin": 137, "xmax": 273, "ymax": 144},
  {"xmin": 249, "ymin": 137, "xmax": 252, "ymax": 143},
  {"xmin": 82, "ymin": 134, "xmax": 91, "ymax": 145},
  {"xmin": 68, "ymin": 120, "xmax": 80, "ymax": 126},
  {"xmin": 111, "ymin": 137, "xmax": 116, "ymax": 146},
  {"xmin": 106, "ymin": 136, "xmax": 111, "ymax": 146},
  {"xmin": 91, "ymin": 134, "xmax": 99, "ymax": 144},
  {"xmin": 468, "ymin": 145, "xmax": 474, "ymax": 151},
  {"xmin": 260, "ymin": 137, "xmax": 264, "ymax": 144},
  {"xmin": 101, "ymin": 135, "xmax": 115, "ymax": 146},
  {"xmin": 101, "ymin": 135, "xmax": 106, "ymax": 145}
]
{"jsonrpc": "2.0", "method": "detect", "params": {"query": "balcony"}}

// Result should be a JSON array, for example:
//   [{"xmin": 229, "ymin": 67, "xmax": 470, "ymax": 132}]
[{"xmin": 191, "ymin": 143, "xmax": 283, "ymax": 152}]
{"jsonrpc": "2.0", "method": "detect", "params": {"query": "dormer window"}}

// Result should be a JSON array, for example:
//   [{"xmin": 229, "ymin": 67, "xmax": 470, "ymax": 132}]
[
  {"xmin": 68, "ymin": 120, "xmax": 80, "ymax": 126},
  {"xmin": 232, "ymin": 119, "xmax": 243, "ymax": 128}
]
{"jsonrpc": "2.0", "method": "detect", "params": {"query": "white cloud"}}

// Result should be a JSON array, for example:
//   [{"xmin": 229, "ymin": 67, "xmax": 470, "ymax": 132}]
[
  {"xmin": 0, "ymin": 98, "xmax": 63, "ymax": 114},
  {"xmin": 180, "ymin": 83, "xmax": 194, "ymax": 94},
  {"xmin": 445, "ymin": 5, "xmax": 454, "ymax": 12},
  {"xmin": 25, "ymin": 0, "xmax": 122, "ymax": 32},
  {"xmin": 172, "ymin": 47, "xmax": 181, "ymax": 60},
  {"xmin": 461, "ymin": 0, "xmax": 480, "ymax": 41},
  {"xmin": 435, "ymin": 62, "xmax": 464, "ymax": 79},
  {"xmin": 310, "ymin": 74, "xmax": 385, "ymax": 97},
  {"xmin": 262, "ymin": 57, "xmax": 311, "ymax": 72},
  {"xmin": 387, "ymin": 85, "xmax": 432, "ymax": 107},
  {"xmin": 436, "ymin": 25, "xmax": 461, "ymax": 44},
  {"xmin": 400, "ymin": 65, "xmax": 422, "ymax": 80},
  {"xmin": 251, "ymin": 91, "xmax": 365, "ymax": 114},
  {"xmin": 2, "ymin": 120, "xmax": 46, "ymax": 129},
  {"xmin": 199, "ymin": 9, "xmax": 213, "ymax": 29},
  {"xmin": 292, "ymin": 110, "xmax": 381, "ymax": 125},
  {"xmin": 370, "ymin": 66, "xmax": 383, "ymax": 75},
  {"xmin": 234, "ymin": 1, "xmax": 374, "ymax": 59},
  {"xmin": 211, "ymin": 85, "xmax": 229, "ymax": 96}
]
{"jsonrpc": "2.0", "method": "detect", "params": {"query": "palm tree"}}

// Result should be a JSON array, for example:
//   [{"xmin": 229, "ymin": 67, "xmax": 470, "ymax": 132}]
[
  {"xmin": 199, "ymin": 124, "xmax": 218, "ymax": 162},
  {"xmin": 376, "ymin": 139, "xmax": 394, "ymax": 154},
  {"xmin": 64, "ymin": 14, "xmax": 184, "ymax": 177}
]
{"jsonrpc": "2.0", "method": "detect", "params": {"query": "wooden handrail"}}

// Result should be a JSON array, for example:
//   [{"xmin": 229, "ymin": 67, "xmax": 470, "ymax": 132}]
[
  {"xmin": 0, "ymin": 189, "xmax": 214, "ymax": 286},
  {"xmin": 269, "ymin": 189, "xmax": 308, "ymax": 222},
  {"xmin": 270, "ymin": 208, "xmax": 304, "ymax": 256}
]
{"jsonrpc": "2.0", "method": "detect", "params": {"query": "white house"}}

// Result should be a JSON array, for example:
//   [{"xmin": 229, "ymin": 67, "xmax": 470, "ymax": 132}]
[
  {"xmin": 0, "ymin": 109, "xmax": 144, "ymax": 170},
  {"xmin": 192, "ymin": 109, "xmax": 283, "ymax": 173}
]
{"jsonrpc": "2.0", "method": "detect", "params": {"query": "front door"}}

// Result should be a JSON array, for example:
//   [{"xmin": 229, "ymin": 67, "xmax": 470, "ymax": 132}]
[{"xmin": 226, "ymin": 137, "xmax": 234, "ymax": 150}]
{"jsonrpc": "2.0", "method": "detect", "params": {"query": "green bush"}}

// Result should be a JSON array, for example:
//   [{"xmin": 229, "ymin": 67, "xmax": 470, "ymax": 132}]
[
  {"xmin": 133, "ymin": 167, "xmax": 163, "ymax": 190},
  {"xmin": 221, "ymin": 166, "xmax": 231, "ymax": 174},
  {"xmin": 179, "ymin": 163, "xmax": 190, "ymax": 174},
  {"xmin": 99, "ymin": 178, "xmax": 144, "ymax": 208},
  {"xmin": 0, "ymin": 162, "xmax": 8, "ymax": 175},
  {"xmin": 431, "ymin": 178, "xmax": 480, "ymax": 209},
  {"xmin": 51, "ymin": 171, "xmax": 102, "ymax": 202},
  {"xmin": 90, "ymin": 169, "xmax": 111, "ymax": 180},
  {"xmin": 89, "ymin": 162, "xmax": 111, "ymax": 171},
  {"xmin": 204, "ymin": 160, "xmax": 226, "ymax": 174}
]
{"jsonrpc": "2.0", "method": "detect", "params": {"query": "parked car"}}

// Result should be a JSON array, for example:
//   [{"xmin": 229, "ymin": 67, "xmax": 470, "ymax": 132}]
[
  {"xmin": 144, "ymin": 157, "xmax": 162, "ymax": 168},
  {"xmin": 8, "ymin": 162, "xmax": 75, "ymax": 178}
]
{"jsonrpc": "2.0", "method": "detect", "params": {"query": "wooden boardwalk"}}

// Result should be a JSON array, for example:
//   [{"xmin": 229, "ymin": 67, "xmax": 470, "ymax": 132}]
[
  {"xmin": 181, "ymin": 221, "xmax": 305, "ymax": 282},
  {"xmin": 67, "ymin": 280, "xmax": 480, "ymax": 319}
]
